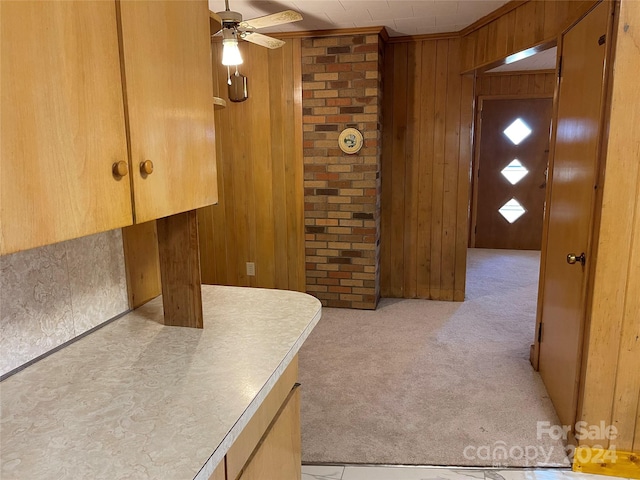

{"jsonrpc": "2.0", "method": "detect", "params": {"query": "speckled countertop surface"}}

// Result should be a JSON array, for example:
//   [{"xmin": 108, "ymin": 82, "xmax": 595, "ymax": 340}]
[{"xmin": 0, "ymin": 285, "xmax": 322, "ymax": 480}]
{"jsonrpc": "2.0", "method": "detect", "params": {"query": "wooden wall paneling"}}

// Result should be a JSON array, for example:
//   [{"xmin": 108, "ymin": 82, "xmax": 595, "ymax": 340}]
[
  {"xmin": 504, "ymin": 9, "xmax": 517, "ymax": 55},
  {"xmin": 389, "ymin": 42, "xmax": 409, "ymax": 298},
  {"xmin": 513, "ymin": 1, "xmax": 537, "ymax": 49},
  {"xmin": 493, "ymin": 10, "xmax": 509, "ymax": 61},
  {"xmin": 579, "ymin": 0, "xmax": 640, "ymax": 454},
  {"xmin": 462, "ymin": 32, "xmax": 477, "ymax": 75},
  {"xmin": 289, "ymin": 39, "xmax": 306, "ymax": 291},
  {"xmin": 251, "ymin": 48, "xmax": 276, "ymax": 288},
  {"xmin": 416, "ymin": 41, "xmax": 437, "ymax": 299},
  {"xmin": 270, "ymin": 45, "xmax": 291, "ymax": 290},
  {"xmin": 610, "ymin": 203, "xmax": 640, "ymax": 451},
  {"xmin": 476, "ymin": 73, "xmax": 556, "ymax": 97},
  {"xmin": 429, "ymin": 39, "xmax": 450, "ymax": 300},
  {"xmin": 475, "ymin": 26, "xmax": 489, "ymax": 67},
  {"xmin": 403, "ymin": 41, "xmax": 422, "ymax": 299},
  {"xmin": 380, "ymin": 43, "xmax": 396, "ymax": 297},
  {"xmin": 208, "ymin": 45, "xmax": 230, "ymax": 285},
  {"xmin": 635, "ymin": 395, "xmax": 640, "ymax": 451},
  {"xmin": 543, "ymin": 0, "xmax": 560, "ymax": 39},
  {"xmin": 198, "ymin": 45, "xmax": 231, "ymax": 286},
  {"xmin": 454, "ymin": 74, "xmax": 474, "ymax": 301},
  {"xmin": 122, "ymin": 221, "xmax": 161, "ymax": 308},
  {"xmin": 461, "ymin": 0, "xmax": 598, "ymax": 73},
  {"xmin": 231, "ymin": 49, "xmax": 254, "ymax": 287},
  {"xmin": 381, "ymin": 38, "xmax": 471, "ymax": 301},
  {"xmin": 441, "ymin": 39, "xmax": 463, "ymax": 301},
  {"xmin": 198, "ymin": 41, "xmax": 305, "ymax": 292}
]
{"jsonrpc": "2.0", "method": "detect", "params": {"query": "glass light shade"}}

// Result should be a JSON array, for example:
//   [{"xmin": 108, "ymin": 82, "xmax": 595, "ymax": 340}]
[{"xmin": 222, "ymin": 39, "xmax": 243, "ymax": 66}]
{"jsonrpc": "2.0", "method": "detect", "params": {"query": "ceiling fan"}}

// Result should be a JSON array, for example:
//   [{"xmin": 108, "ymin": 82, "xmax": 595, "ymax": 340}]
[{"xmin": 214, "ymin": 0, "xmax": 303, "ymax": 65}]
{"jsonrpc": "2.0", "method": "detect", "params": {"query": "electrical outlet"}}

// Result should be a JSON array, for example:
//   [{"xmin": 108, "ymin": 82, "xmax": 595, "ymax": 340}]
[{"xmin": 246, "ymin": 262, "xmax": 255, "ymax": 276}]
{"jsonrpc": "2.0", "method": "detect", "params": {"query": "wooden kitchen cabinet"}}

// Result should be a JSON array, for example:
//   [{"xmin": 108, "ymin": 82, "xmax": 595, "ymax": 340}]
[
  {"xmin": 238, "ymin": 386, "xmax": 301, "ymax": 480},
  {"xmin": 0, "ymin": 0, "xmax": 217, "ymax": 255},
  {"xmin": 118, "ymin": 0, "xmax": 217, "ymax": 223},
  {"xmin": 224, "ymin": 357, "xmax": 301, "ymax": 480},
  {"xmin": 0, "ymin": 1, "xmax": 132, "ymax": 254}
]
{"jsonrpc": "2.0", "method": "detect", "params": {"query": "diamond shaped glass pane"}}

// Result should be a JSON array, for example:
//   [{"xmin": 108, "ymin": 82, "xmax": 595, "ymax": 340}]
[
  {"xmin": 501, "ymin": 159, "xmax": 529, "ymax": 185},
  {"xmin": 499, "ymin": 198, "xmax": 526, "ymax": 223},
  {"xmin": 503, "ymin": 118, "xmax": 532, "ymax": 145}
]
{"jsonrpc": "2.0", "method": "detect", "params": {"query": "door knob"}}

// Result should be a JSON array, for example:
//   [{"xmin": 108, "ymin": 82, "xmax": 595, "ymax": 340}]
[
  {"xmin": 112, "ymin": 161, "xmax": 129, "ymax": 178},
  {"xmin": 567, "ymin": 252, "xmax": 586, "ymax": 266},
  {"xmin": 140, "ymin": 160, "xmax": 154, "ymax": 175}
]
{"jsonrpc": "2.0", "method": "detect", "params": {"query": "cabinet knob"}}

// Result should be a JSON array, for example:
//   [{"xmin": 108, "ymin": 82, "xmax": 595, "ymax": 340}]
[
  {"xmin": 112, "ymin": 161, "xmax": 129, "ymax": 178},
  {"xmin": 140, "ymin": 160, "xmax": 154, "ymax": 175}
]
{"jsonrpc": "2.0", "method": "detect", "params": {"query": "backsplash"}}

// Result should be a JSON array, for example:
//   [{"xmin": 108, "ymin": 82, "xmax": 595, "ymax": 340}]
[{"xmin": 0, "ymin": 229, "xmax": 129, "ymax": 377}]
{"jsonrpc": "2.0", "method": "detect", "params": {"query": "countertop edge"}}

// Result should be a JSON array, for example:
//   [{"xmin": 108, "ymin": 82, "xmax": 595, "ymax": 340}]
[{"xmin": 194, "ymin": 305, "xmax": 322, "ymax": 480}]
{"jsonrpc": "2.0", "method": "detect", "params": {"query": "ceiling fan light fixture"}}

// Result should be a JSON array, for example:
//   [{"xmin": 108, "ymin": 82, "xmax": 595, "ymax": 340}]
[{"xmin": 222, "ymin": 38, "xmax": 243, "ymax": 66}]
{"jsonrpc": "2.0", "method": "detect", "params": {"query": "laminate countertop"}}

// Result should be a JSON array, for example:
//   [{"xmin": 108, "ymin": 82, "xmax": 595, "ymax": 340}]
[{"xmin": 0, "ymin": 285, "xmax": 322, "ymax": 480}]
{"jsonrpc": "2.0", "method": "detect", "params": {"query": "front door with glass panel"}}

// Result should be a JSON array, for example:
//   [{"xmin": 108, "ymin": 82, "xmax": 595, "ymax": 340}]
[{"xmin": 473, "ymin": 97, "xmax": 553, "ymax": 250}]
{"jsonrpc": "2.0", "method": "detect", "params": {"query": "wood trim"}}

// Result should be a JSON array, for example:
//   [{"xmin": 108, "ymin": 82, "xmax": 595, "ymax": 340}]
[
  {"xmin": 459, "ymin": 0, "xmax": 529, "ymax": 37},
  {"xmin": 122, "ymin": 220, "xmax": 161, "ymax": 309},
  {"xmin": 156, "ymin": 211, "xmax": 203, "ymax": 328},
  {"xmin": 573, "ymin": 447, "xmax": 640, "ymax": 479},
  {"xmin": 577, "ymin": 0, "xmax": 640, "ymax": 453},
  {"xmin": 387, "ymin": 31, "xmax": 460, "ymax": 43},
  {"xmin": 273, "ymin": 25, "xmax": 388, "ymax": 41},
  {"xmin": 575, "ymin": 0, "xmax": 619, "ymax": 435},
  {"xmin": 531, "ymin": 44, "xmax": 562, "ymax": 370},
  {"xmin": 469, "ymin": 97, "xmax": 484, "ymax": 248}
]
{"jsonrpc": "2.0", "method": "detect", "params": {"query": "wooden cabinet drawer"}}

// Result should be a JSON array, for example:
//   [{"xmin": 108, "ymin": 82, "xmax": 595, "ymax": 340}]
[
  {"xmin": 238, "ymin": 385, "xmax": 301, "ymax": 480},
  {"xmin": 226, "ymin": 356, "xmax": 298, "ymax": 480}
]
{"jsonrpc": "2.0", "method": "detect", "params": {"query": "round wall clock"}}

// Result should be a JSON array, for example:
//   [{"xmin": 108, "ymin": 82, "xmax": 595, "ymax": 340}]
[{"xmin": 338, "ymin": 128, "xmax": 364, "ymax": 154}]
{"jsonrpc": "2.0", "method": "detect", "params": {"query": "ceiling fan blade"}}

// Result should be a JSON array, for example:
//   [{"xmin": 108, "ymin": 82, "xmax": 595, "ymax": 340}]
[
  {"xmin": 240, "ymin": 32, "xmax": 286, "ymax": 49},
  {"xmin": 239, "ymin": 10, "xmax": 302, "ymax": 30}
]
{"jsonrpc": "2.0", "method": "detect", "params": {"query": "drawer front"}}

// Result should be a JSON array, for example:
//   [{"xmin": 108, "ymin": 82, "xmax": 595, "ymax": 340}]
[
  {"xmin": 238, "ymin": 385, "xmax": 301, "ymax": 480},
  {"xmin": 226, "ymin": 356, "xmax": 298, "ymax": 480}
]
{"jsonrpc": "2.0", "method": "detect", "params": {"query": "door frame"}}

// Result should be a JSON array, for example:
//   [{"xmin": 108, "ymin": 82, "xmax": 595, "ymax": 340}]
[
  {"xmin": 531, "ymin": 0, "xmax": 617, "ymax": 434},
  {"xmin": 469, "ymin": 93, "xmax": 554, "ymax": 248}
]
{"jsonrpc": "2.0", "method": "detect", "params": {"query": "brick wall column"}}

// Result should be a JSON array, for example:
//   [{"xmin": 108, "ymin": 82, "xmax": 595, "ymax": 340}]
[{"xmin": 302, "ymin": 34, "xmax": 383, "ymax": 309}]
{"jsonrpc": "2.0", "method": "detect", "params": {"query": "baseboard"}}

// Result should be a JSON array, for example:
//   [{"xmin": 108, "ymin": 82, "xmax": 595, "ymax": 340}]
[{"xmin": 573, "ymin": 447, "xmax": 640, "ymax": 479}]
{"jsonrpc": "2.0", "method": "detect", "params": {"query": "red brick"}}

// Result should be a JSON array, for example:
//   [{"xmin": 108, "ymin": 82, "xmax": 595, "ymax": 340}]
[
  {"xmin": 326, "ymin": 63, "xmax": 352, "ymax": 72},
  {"xmin": 354, "ymin": 44, "xmax": 378, "ymax": 53},
  {"xmin": 326, "ymin": 98, "xmax": 352, "ymax": 106},
  {"xmin": 315, "ymin": 173, "xmax": 340, "ymax": 180},
  {"xmin": 326, "ymin": 115, "xmax": 352, "ymax": 123}
]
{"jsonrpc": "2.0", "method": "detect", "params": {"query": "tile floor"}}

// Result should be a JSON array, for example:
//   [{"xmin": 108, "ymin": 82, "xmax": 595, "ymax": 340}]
[{"xmin": 302, "ymin": 465, "xmax": 631, "ymax": 480}]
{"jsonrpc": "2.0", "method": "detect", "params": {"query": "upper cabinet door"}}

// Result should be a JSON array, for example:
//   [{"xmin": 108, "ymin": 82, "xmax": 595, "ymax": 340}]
[
  {"xmin": 0, "ymin": 1, "xmax": 133, "ymax": 255},
  {"xmin": 118, "ymin": 0, "xmax": 218, "ymax": 223}
]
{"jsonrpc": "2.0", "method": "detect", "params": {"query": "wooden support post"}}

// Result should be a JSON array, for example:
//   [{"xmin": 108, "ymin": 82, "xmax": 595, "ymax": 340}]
[{"xmin": 156, "ymin": 210, "xmax": 204, "ymax": 328}]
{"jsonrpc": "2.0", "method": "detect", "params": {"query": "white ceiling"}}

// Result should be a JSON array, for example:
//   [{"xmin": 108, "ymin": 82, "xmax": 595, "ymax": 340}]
[
  {"xmin": 208, "ymin": 0, "xmax": 511, "ymax": 37},
  {"xmin": 209, "ymin": 0, "xmax": 557, "ymax": 71}
]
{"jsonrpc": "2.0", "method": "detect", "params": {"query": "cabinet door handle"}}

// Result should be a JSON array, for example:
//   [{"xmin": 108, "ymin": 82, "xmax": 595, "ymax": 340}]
[
  {"xmin": 112, "ymin": 161, "xmax": 129, "ymax": 178},
  {"xmin": 140, "ymin": 160, "xmax": 154, "ymax": 175}
]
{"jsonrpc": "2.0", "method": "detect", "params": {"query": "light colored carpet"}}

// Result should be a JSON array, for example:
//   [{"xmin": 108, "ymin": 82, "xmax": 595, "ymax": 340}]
[{"xmin": 299, "ymin": 248, "xmax": 569, "ymax": 467}]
